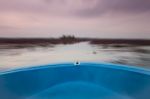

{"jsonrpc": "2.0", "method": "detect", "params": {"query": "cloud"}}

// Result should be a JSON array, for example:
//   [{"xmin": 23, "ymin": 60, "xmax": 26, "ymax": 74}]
[
  {"xmin": 0, "ymin": 0, "xmax": 150, "ymax": 38},
  {"xmin": 0, "ymin": 0, "xmax": 150, "ymax": 17}
]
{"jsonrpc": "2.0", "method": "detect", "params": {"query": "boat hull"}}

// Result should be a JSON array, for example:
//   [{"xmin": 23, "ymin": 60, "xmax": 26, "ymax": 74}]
[{"xmin": 0, "ymin": 63, "xmax": 150, "ymax": 99}]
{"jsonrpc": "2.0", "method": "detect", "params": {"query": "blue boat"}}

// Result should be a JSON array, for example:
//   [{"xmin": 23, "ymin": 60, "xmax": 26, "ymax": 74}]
[{"xmin": 0, "ymin": 63, "xmax": 150, "ymax": 99}]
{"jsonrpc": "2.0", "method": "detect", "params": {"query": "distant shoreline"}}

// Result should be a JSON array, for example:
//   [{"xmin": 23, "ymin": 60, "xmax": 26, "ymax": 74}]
[{"xmin": 0, "ymin": 38, "xmax": 150, "ymax": 45}]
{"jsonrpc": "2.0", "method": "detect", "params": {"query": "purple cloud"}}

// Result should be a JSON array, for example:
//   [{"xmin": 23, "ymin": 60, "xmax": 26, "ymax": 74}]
[
  {"xmin": 0, "ymin": 0, "xmax": 150, "ymax": 38},
  {"xmin": 0, "ymin": 0, "xmax": 150, "ymax": 17}
]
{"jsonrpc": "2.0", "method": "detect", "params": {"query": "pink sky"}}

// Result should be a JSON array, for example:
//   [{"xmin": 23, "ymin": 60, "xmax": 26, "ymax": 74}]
[{"xmin": 0, "ymin": 0, "xmax": 150, "ymax": 38}]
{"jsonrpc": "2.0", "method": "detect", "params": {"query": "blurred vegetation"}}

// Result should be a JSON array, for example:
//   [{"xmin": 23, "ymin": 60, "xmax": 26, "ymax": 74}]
[{"xmin": 0, "ymin": 35, "xmax": 150, "ymax": 45}]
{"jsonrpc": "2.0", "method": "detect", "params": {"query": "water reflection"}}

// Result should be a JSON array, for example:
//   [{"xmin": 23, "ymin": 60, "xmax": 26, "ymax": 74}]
[{"xmin": 0, "ymin": 42, "xmax": 150, "ymax": 71}]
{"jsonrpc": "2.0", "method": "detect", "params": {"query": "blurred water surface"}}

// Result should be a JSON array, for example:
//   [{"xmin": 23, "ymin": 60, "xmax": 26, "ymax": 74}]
[{"xmin": 0, "ymin": 42, "xmax": 150, "ymax": 71}]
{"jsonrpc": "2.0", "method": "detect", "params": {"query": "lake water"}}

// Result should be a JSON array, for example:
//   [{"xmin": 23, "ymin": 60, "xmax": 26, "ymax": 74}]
[{"xmin": 0, "ymin": 42, "xmax": 150, "ymax": 71}]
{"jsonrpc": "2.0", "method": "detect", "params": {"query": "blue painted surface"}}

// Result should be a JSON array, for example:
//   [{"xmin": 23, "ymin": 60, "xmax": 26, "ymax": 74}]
[{"xmin": 0, "ymin": 63, "xmax": 150, "ymax": 99}]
